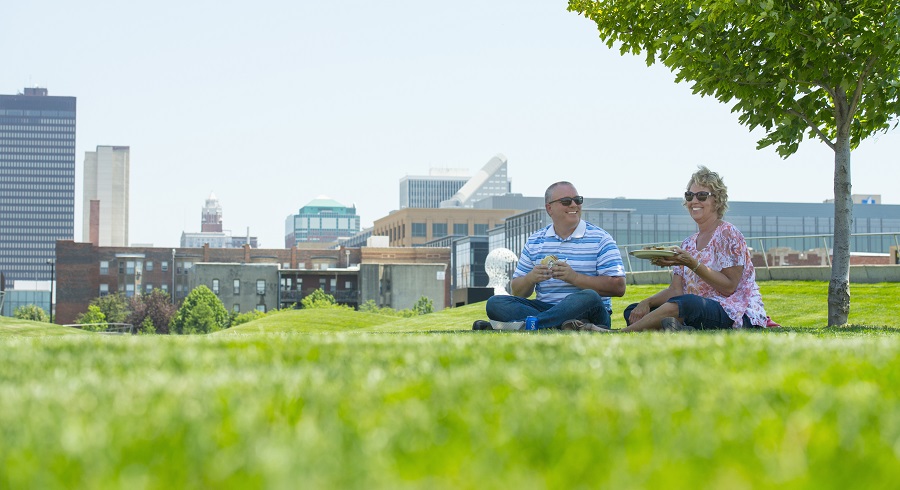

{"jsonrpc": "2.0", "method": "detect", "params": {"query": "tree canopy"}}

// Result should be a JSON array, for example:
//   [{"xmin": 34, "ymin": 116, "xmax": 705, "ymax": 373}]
[
  {"xmin": 170, "ymin": 285, "xmax": 229, "ymax": 334},
  {"xmin": 568, "ymin": 0, "xmax": 900, "ymax": 324}
]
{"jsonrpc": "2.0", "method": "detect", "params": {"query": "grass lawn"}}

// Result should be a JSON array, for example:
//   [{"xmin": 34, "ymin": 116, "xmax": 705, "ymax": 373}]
[{"xmin": 2, "ymin": 281, "xmax": 899, "ymax": 488}]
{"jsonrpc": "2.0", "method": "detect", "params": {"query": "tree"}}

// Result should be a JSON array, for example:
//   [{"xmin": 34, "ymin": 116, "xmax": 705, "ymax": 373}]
[
  {"xmin": 568, "ymin": 0, "xmax": 900, "ymax": 325},
  {"xmin": 127, "ymin": 289, "xmax": 177, "ymax": 335},
  {"xmin": 91, "ymin": 293, "xmax": 130, "ymax": 324},
  {"xmin": 75, "ymin": 305, "xmax": 108, "ymax": 332},
  {"xmin": 170, "ymin": 285, "xmax": 229, "ymax": 334},
  {"xmin": 413, "ymin": 296, "xmax": 434, "ymax": 315},
  {"xmin": 14, "ymin": 304, "xmax": 49, "ymax": 322}
]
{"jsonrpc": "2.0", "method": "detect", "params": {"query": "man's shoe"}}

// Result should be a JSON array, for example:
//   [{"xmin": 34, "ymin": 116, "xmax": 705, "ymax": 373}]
[
  {"xmin": 560, "ymin": 319, "xmax": 614, "ymax": 332},
  {"xmin": 661, "ymin": 317, "xmax": 695, "ymax": 332},
  {"xmin": 472, "ymin": 320, "xmax": 493, "ymax": 331}
]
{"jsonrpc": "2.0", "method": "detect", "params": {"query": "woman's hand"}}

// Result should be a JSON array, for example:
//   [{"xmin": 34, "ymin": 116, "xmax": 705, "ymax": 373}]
[
  {"xmin": 654, "ymin": 246, "xmax": 699, "ymax": 270},
  {"xmin": 628, "ymin": 300, "xmax": 651, "ymax": 323}
]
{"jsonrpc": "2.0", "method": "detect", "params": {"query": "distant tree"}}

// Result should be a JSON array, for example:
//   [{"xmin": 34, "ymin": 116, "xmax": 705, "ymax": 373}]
[
  {"xmin": 413, "ymin": 296, "xmax": 434, "ymax": 315},
  {"xmin": 91, "ymin": 293, "xmax": 130, "ymax": 324},
  {"xmin": 568, "ymin": 0, "xmax": 900, "ymax": 326},
  {"xmin": 358, "ymin": 300, "xmax": 380, "ymax": 313},
  {"xmin": 14, "ymin": 304, "xmax": 49, "ymax": 322},
  {"xmin": 127, "ymin": 289, "xmax": 177, "ymax": 335},
  {"xmin": 140, "ymin": 317, "xmax": 156, "ymax": 335},
  {"xmin": 75, "ymin": 305, "xmax": 108, "ymax": 332},
  {"xmin": 301, "ymin": 288, "xmax": 350, "ymax": 310},
  {"xmin": 170, "ymin": 285, "xmax": 229, "ymax": 334}
]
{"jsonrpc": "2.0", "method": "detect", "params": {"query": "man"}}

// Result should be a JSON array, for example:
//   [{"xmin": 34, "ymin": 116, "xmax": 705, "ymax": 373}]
[{"xmin": 474, "ymin": 181, "xmax": 626, "ymax": 331}]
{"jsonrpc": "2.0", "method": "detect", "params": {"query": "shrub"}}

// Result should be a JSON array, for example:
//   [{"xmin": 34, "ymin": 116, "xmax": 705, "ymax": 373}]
[
  {"xmin": 92, "ymin": 294, "xmax": 130, "ymax": 324},
  {"xmin": 127, "ymin": 289, "xmax": 176, "ymax": 335},
  {"xmin": 231, "ymin": 310, "xmax": 267, "ymax": 327},
  {"xmin": 413, "ymin": 296, "xmax": 434, "ymax": 315},
  {"xmin": 301, "ymin": 289, "xmax": 350, "ymax": 310},
  {"xmin": 13, "ymin": 304, "xmax": 49, "ymax": 322},
  {"xmin": 75, "ymin": 305, "xmax": 108, "ymax": 332}
]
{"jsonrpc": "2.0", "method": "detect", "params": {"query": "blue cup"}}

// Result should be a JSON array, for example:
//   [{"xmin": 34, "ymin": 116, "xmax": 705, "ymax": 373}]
[{"xmin": 525, "ymin": 316, "xmax": 538, "ymax": 330}]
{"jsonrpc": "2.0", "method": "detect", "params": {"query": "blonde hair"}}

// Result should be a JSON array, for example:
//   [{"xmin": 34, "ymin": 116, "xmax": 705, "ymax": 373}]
[{"xmin": 686, "ymin": 166, "xmax": 728, "ymax": 218}]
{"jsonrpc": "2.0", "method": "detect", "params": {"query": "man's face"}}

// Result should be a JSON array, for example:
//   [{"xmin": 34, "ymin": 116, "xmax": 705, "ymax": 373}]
[{"xmin": 545, "ymin": 184, "xmax": 582, "ymax": 229}]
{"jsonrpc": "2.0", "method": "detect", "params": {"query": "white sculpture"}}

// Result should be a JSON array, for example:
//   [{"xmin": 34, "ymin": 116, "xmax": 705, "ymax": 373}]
[{"xmin": 485, "ymin": 247, "xmax": 519, "ymax": 296}]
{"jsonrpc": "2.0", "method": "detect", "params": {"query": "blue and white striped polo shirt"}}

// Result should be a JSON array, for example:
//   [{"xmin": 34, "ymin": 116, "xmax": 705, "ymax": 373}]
[{"xmin": 512, "ymin": 220, "xmax": 625, "ymax": 311}]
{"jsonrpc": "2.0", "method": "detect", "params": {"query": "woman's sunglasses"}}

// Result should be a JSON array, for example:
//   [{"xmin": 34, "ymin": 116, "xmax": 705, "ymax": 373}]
[
  {"xmin": 547, "ymin": 196, "xmax": 584, "ymax": 206},
  {"xmin": 684, "ymin": 191, "xmax": 715, "ymax": 202}
]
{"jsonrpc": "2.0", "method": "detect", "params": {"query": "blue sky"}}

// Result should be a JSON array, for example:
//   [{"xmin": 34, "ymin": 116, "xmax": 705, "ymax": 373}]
[{"xmin": 4, "ymin": 0, "xmax": 898, "ymax": 248}]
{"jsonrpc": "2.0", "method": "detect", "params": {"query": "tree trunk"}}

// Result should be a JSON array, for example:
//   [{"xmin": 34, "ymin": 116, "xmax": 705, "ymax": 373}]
[{"xmin": 828, "ymin": 120, "xmax": 852, "ymax": 326}]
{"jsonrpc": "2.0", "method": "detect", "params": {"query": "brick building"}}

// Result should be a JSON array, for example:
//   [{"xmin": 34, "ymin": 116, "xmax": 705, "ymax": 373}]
[{"xmin": 54, "ymin": 241, "xmax": 450, "ymax": 325}]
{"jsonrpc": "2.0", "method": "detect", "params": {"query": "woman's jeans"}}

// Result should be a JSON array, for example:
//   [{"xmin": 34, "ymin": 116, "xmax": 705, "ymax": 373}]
[{"xmin": 486, "ymin": 289, "xmax": 612, "ymax": 329}]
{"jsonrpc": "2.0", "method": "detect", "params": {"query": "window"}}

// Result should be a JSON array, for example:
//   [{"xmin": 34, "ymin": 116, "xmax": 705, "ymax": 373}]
[
  {"xmin": 100, "ymin": 260, "xmax": 109, "ymax": 275},
  {"xmin": 119, "ymin": 261, "xmax": 125, "ymax": 274},
  {"xmin": 212, "ymin": 279, "xmax": 219, "ymax": 295},
  {"xmin": 161, "ymin": 261, "xmax": 169, "ymax": 272},
  {"xmin": 319, "ymin": 278, "xmax": 326, "ymax": 289},
  {"xmin": 99, "ymin": 284, "xmax": 109, "ymax": 296},
  {"xmin": 256, "ymin": 305, "xmax": 266, "ymax": 313},
  {"xmin": 146, "ymin": 261, "xmax": 153, "ymax": 271},
  {"xmin": 146, "ymin": 284, "xmax": 153, "ymax": 293},
  {"xmin": 453, "ymin": 223, "xmax": 468, "ymax": 236},
  {"xmin": 411, "ymin": 222, "xmax": 427, "ymax": 237},
  {"xmin": 432, "ymin": 223, "xmax": 447, "ymax": 238},
  {"xmin": 330, "ymin": 278, "xmax": 337, "ymax": 289},
  {"xmin": 474, "ymin": 224, "xmax": 488, "ymax": 235},
  {"xmin": 126, "ymin": 261, "xmax": 135, "ymax": 274},
  {"xmin": 345, "ymin": 281, "xmax": 352, "ymax": 289},
  {"xmin": 233, "ymin": 279, "xmax": 240, "ymax": 295},
  {"xmin": 233, "ymin": 304, "xmax": 240, "ymax": 313},
  {"xmin": 257, "ymin": 280, "xmax": 266, "ymax": 295},
  {"xmin": 161, "ymin": 284, "xmax": 168, "ymax": 293},
  {"xmin": 125, "ymin": 284, "xmax": 135, "ymax": 297}
]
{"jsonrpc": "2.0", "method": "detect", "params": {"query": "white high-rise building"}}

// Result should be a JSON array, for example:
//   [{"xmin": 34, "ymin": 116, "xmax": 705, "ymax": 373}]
[{"xmin": 83, "ymin": 146, "xmax": 130, "ymax": 246}]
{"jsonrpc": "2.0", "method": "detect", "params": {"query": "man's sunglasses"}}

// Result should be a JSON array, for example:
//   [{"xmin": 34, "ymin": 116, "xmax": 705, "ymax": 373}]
[
  {"xmin": 684, "ymin": 191, "xmax": 715, "ymax": 202},
  {"xmin": 547, "ymin": 196, "xmax": 584, "ymax": 206}
]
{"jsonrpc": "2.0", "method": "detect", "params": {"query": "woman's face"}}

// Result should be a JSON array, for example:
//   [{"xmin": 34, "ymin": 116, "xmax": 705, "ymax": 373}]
[{"xmin": 685, "ymin": 183, "xmax": 718, "ymax": 223}]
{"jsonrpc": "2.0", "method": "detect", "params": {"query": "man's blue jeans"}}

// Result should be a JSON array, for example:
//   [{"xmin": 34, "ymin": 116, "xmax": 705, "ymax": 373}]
[{"xmin": 485, "ymin": 289, "xmax": 611, "ymax": 328}]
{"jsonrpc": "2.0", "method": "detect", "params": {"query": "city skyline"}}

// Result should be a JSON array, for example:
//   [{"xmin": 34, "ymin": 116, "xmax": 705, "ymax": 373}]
[{"xmin": 3, "ymin": 1, "xmax": 899, "ymax": 248}]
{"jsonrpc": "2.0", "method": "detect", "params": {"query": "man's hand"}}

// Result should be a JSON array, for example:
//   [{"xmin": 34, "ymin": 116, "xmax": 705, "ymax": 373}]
[
  {"xmin": 529, "ymin": 264, "xmax": 553, "ymax": 284},
  {"xmin": 549, "ymin": 260, "xmax": 577, "ymax": 284}
]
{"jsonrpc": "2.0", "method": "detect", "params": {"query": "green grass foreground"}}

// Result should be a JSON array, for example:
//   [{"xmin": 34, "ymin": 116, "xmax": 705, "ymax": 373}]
[{"xmin": 2, "ymin": 281, "xmax": 900, "ymax": 488}]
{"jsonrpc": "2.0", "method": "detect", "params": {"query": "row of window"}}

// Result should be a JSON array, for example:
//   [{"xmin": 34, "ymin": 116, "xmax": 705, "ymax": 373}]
[
  {"xmin": 0, "ymin": 155, "xmax": 75, "ymax": 162},
  {"xmin": 99, "ymin": 260, "xmax": 167, "ymax": 275},
  {"xmin": 410, "ymin": 223, "xmax": 488, "ymax": 238},
  {"xmin": 0, "ymin": 124, "xmax": 76, "ymax": 133},
  {"xmin": 100, "ymin": 283, "xmax": 168, "ymax": 297},
  {"xmin": 1, "ymin": 143, "xmax": 76, "ymax": 152},
  {"xmin": 210, "ymin": 279, "xmax": 268, "ymax": 295},
  {"xmin": 0, "ymin": 110, "xmax": 75, "ymax": 118},
  {"xmin": 0, "ymin": 126, "xmax": 76, "ymax": 134}
]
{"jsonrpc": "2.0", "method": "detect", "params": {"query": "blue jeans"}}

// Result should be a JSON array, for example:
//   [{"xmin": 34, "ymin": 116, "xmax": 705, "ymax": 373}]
[
  {"xmin": 623, "ymin": 294, "xmax": 752, "ymax": 330},
  {"xmin": 485, "ymin": 289, "xmax": 612, "ymax": 328}
]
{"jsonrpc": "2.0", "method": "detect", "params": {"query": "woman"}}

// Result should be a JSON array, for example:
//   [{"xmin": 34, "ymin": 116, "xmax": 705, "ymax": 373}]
[{"xmin": 622, "ymin": 166, "xmax": 768, "ymax": 331}]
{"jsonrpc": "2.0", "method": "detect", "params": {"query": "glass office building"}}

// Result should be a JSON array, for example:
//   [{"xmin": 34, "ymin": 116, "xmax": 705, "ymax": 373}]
[{"xmin": 0, "ymin": 88, "xmax": 76, "ymax": 283}]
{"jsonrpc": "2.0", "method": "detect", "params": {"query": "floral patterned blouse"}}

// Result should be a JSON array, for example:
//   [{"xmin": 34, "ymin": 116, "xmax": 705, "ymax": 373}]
[{"xmin": 675, "ymin": 221, "xmax": 768, "ymax": 328}]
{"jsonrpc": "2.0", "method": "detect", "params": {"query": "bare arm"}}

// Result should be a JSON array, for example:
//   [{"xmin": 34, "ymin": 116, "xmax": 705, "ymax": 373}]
[{"xmin": 655, "ymin": 247, "xmax": 743, "ymax": 297}]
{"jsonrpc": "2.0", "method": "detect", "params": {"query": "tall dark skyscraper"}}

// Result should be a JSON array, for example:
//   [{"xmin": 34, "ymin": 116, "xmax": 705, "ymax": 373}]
[{"xmin": 0, "ymin": 87, "xmax": 76, "ymax": 283}]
